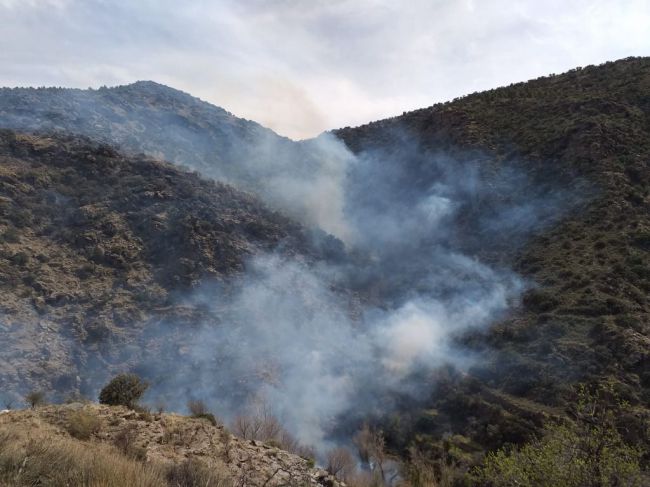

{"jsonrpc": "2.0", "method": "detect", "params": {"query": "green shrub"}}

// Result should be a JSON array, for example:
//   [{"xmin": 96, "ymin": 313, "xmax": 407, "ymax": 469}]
[
  {"xmin": 473, "ymin": 385, "xmax": 644, "ymax": 487},
  {"xmin": 188, "ymin": 400, "xmax": 218, "ymax": 426},
  {"xmin": 98, "ymin": 373, "xmax": 148, "ymax": 409}
]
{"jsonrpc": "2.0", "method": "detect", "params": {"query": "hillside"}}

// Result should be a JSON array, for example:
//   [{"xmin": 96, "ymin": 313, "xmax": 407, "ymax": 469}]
[
  {"xmin": 0, "ymin": 130, "xmax": 321, "ymax": 400},
  {"xmin": 0, "ymin": 404, "xmax": 338, "ymax": 486},
  {"xmin": 0, "ymin": 81, "xmax": 284, "ymax": 179},
  {"xmin": 335, "ymin": 57, "xmax": 650, "ymax": 464}
]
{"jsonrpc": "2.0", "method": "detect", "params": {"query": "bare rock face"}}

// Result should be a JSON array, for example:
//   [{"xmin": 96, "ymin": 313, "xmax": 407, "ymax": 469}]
[{"xmin": 0, "ymin": 404, "xmax": 341, "ymax": 487}]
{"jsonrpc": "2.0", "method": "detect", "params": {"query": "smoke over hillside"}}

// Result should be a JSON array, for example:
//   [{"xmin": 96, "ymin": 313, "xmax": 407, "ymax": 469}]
[
  {"xmin": 136, "ymin": 131, "xmax": 571, "ymax": 453},
  {"xmin": 0, "ymin": 83, "xmax": 577, "ymax": 454}
]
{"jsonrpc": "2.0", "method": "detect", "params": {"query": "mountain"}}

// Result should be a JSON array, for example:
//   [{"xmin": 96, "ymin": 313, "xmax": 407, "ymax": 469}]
[
  {"xmin": 0, "ymin": 130, "xmax": 323, "ymax": 398},
  {"xmin": 0, "ymin": 81, "xmax": 347, "ymax": 232},
  {"xmin": 335, "ymin": 56, "xmax": 650, "ymax": 460},
  {"xmin": 0, "ymin": 80, "xmax": 284, "ymax": 177},
  {"xmin": 0, "ymin": 57, "xmax": 649, "ymax": 483}
]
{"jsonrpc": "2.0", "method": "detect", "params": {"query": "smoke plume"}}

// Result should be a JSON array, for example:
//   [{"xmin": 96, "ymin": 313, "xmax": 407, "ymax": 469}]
[{"xmin": 139, "ymin": 131, "xmax": 570, "ymax": 453}]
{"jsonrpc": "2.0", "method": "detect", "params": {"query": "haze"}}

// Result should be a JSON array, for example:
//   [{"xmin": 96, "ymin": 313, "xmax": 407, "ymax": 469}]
[{"xmin": 1, "ymin": 0, "xmax": 649, "ymax": 139}]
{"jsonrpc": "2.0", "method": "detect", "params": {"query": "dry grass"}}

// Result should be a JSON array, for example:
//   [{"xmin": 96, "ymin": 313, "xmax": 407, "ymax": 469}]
[
  {"xmin": 0, "ymin": 423, "xmax": 165, "ymax": 486},
  {"xmin": 66, "ymin": 408, "xmax": 102, "ymax": 440},
  {"xmin": 166, "ymin": 458, "xmax": 233, "ymax": 487},
  {"xmin": 0, "ymin": 405, "xmax": 332, "ymax": 486}
]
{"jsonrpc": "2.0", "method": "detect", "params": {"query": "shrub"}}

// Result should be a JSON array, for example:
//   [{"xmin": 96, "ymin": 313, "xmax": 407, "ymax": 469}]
[
  {"xmin": 1, "ymin": 227, "xmax": 19, "ymax": 243},
  {"xmin": 25, "ymin": 390, "xmax": 46, "ymax": 409},
  {"xmin": 188, "ymin": 400, "xmax": 218, "ymax": 426},
  {"xmin": 166, "ymin": 458, "xmax": 232, "ymax": 487},
  {"xmin": 66, "ymin": 409, "xmax": 102, "ymax": 440},
  {"xmin": 326, "ymin": 446, "xmax": 357, "ymax": 480},
  {"xmin": 98, "ymin": 373, "xmax": 148, "ymax": 409},
  {"xmin": 522, "ymin": 289, "xmax": 559, "ymax": 313},
  {"xmin": 113, "ymin": 424, "xmax": 147, "ymax": 461},
  {"xmin": 473, "ymin": 385, "xmax": 644, "ymax": 487}
]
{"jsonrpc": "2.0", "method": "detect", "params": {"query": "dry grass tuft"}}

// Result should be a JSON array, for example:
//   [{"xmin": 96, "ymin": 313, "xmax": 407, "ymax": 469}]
[
  {"xmin": 0, "ymin": 423, "xmax": 165, "ymax": 486},
  {"xmin": 66, "ymin": 408, "xmax": 102, "ymax": 440}
]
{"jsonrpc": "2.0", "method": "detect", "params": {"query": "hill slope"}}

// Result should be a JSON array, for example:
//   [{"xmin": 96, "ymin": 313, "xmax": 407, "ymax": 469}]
[
  {"xmin": 335, "ymin": 57, "xmax": 650, "ymax": 460},
  {"xmin": 0, "ymin": 81, "xmax": 284, "ymax": 178},
  {"xmin": 0, "ymin": 130, "xmax": 319, "ymax": 399},
  {"xmin": 0, "ymin": 404, "xmax": 338, "ymax": 486}
]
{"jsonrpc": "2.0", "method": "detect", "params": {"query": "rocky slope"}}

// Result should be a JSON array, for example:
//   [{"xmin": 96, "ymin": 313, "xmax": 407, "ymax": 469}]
[{"xmin": 0, "ymin": 404, "xmax": 338, "ymax": 486}]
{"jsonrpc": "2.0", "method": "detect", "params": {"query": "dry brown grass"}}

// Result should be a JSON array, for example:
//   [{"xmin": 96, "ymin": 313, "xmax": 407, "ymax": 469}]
[
  {"xmin": 166, "ymin": 458, "xmax": 233, "ymax": 487},
  {"xmin": 0, "ymin": 405, "xmax": 331, "ymax": 487},
  {"xmin": 66, "ymin": 408, "xmax": 102, "ymax": 440},
  {"xmin": 0, "ymin": 423, "xmax": 165, "ymax": 486}
]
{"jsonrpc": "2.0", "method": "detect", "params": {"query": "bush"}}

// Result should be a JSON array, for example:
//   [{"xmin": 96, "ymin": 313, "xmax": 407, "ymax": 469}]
[
  {"xmin": 522, "ymin": 289, "xmax": 559, "ymax": 313},
  {"xmin": 473, "ymin": 385, "xmax": 644, "ymax": 486},
  {"xmin": 66, "ymin": 409, "xmax": 102, "ymax": 440},
  {"xmin": 188, "ymin": 400, "xmax": 218, "ymax": 426},
  {"xmin": 98, "ymin": 373, "xmax": 148, "ymax": 409},
  {"xmin": 25, "ymin": 390, "xmax": 46, "ymax": 409},
  {"xmin": 166, "ymin": 458, "xmax": 232, "ymax": 487},
  {"xmin": 113, "ymin": 424, "xmax": 147, "ymax": 461}
]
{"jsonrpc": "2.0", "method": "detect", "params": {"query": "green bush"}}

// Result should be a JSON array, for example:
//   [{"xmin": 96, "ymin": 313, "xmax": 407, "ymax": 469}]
[
  {"xmin": 188, "ymin": 400, "xmax": 218, "ymax": 426},
  {"xmin": 98, "ymin": 373, "xmax": 148, "ymax": 409},
  {"xmin": 473, "ymin": 385, "xmax": 644, "ymax": 487}
]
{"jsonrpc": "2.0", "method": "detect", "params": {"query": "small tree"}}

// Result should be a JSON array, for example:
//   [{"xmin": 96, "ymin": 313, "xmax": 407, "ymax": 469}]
[
  {"xmin": 354, "ymin": 423, "xmax": 386, "ymax": 480},
  {"xmin": 326, "ymin": 446, "xmax": 357, "ymax": 480},
  {"xmin": 187, "ymin": 399, "xmax": 218, "ymax": 426},
  {"xmin": 25, "ymin": 390, "xmax": 46, "ymax": 409},
  {"xmin": 98, "ymin": 373, "xmax": 148, "ymax": 409}
]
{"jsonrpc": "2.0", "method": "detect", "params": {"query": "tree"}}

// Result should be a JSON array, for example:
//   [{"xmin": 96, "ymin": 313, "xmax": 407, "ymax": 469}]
[
  {"xmin": 25, "ymin": 390, "xmax": 46, "ymax": 409},
  {"xmin": 98, "ymin": 373, "xmax": 148, "ymax": 409},
  {"xmin": 354, "ymin": 424, "xmax": 387, "ymax": 481},
  {"xmin": 326, "ymin": 447, "xmax": 357, "ymax": 481}
]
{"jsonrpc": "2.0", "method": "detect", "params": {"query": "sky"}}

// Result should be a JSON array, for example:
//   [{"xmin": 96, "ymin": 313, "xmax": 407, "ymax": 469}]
[{"xmin": 1, "ymin": 0, "xmax": 649, "ymax": 139}]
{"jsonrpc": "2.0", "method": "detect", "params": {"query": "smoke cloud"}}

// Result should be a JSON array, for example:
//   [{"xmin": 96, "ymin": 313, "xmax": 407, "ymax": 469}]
[{"xmin": 136, "ymin": 131, "xmax": 574, "ymax": 453}]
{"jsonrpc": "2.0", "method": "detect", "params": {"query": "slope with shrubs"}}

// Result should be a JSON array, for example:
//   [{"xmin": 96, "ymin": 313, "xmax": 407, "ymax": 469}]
[
  {"xmin": 0, "ymin": 130, "xmax": 319, "ymax": 399},
  {"xmin": 335, "ymin": 57, "xmax": 650, "ymax": 479}
]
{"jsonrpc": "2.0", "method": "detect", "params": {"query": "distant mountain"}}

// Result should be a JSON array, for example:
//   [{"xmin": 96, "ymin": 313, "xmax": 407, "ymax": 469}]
[
  {"xmin": 0, "ymin": 80, "xmax": 286, "ymax": 178},
  {"xmin": 0, "ymin": 81, "xmax": 344, "ymax": 232}
]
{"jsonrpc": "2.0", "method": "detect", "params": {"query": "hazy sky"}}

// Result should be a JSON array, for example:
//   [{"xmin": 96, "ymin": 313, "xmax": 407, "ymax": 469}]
[{"xmin": 1, "ymin": 0, "xmax": 649, "ymax": 139}]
